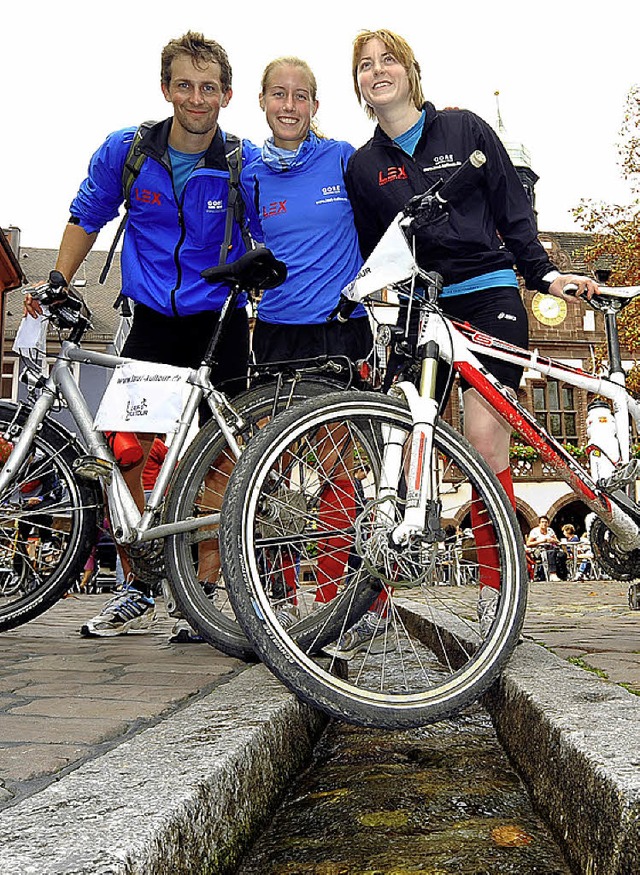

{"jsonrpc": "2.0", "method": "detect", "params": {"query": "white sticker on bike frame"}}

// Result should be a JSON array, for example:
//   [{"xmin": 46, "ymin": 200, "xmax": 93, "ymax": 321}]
[{"xmin": 94, "ymin": 361, "xmax": 190, "ymax": 433}]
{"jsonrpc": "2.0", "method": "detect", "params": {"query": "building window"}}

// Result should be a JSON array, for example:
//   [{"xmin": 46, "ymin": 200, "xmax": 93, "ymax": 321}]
[
  {"xmin": 1, "ymin": 358, "xmax": 18, "ymax": 400},
  {"xmin": 532, "ymin": 379, "xmax": 578, "ymax": 443}
]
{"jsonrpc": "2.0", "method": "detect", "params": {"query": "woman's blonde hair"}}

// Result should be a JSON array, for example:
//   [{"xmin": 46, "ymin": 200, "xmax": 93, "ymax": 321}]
[
  {"xmin": 351, "ymin": 29, "xmax": 424, "ymax": 119},
  {"xmin": 260, "ymin": 56, "xmax": 324, "ymax": 138}
]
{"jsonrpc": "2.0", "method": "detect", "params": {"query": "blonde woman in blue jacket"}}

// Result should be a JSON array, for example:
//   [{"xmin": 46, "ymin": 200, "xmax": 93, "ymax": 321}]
[{"xmin": 241, "ymin": 57, "xmax": 373, "ymax": 610}]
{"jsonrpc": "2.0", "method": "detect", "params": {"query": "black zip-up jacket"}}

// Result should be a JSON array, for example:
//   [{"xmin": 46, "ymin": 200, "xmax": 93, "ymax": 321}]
[{"xmin": 345, "ymin": 102, "xmax": 557, "ymax": 292}]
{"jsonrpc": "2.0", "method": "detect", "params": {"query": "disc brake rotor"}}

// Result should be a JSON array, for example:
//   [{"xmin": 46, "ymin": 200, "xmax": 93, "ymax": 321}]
[{"xmin": 355, "ymin": 496, "xmax": 438, "ymax": 588}]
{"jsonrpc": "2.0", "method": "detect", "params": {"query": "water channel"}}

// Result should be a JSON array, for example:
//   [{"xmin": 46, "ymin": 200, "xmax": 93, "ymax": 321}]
[{"xmin": 234, "ymin": 703, "xmax": 573, "ymax": 874}]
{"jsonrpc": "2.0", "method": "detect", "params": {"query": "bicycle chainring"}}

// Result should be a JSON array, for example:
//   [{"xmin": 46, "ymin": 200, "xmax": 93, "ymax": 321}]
[
  {"xmin": 590, "ymin": 518, "xmax": 640, "ymax": 581},
  {"xmin": 127, "ymin": 539, "xmax": 166, "ymax": 585}
]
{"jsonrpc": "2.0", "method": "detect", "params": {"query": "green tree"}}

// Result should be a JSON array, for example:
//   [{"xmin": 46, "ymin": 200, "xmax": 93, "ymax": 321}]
[{"xmin": 573, "ymin": 85, "xmax": 640, "ymax": 391}]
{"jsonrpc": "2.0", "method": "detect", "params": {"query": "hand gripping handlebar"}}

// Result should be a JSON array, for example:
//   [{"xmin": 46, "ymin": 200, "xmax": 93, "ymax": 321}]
[{"xmin": 25, "ymin": 270, "xmax": 86, "ymax": 332}]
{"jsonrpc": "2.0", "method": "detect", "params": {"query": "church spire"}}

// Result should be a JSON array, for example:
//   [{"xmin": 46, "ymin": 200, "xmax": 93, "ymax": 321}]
[{"xmin": 493, "ymin": 90, "xmax": 539, "ymax": 216}]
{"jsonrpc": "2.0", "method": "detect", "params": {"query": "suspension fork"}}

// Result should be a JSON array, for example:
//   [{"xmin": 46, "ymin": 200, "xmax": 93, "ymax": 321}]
[
  {"xmin": 0, "ymin": 387, "xmax": 58, "ymax": 495},
  {"xmin": 381, "ymin": 341, "xmax": 441, "ymax": 546}
]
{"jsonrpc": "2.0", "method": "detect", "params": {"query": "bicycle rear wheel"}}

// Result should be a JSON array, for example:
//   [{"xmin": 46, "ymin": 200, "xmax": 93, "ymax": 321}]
[
  {"xmin": 163, "ymin": 377, "xmax": 349, "ymax": 660},
  {"xmin": 0, "ymin": 402, "xmax": 101, "ymax": 630},
  {"xmin": 220, "ymin": 391, "xmax": 528, "ymax": 728}
]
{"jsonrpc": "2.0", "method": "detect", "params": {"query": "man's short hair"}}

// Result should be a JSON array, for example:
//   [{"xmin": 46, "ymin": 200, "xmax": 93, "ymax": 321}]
[{"xmin": 161, "ymin": 31, "xmax": 232, "ymax": 92}]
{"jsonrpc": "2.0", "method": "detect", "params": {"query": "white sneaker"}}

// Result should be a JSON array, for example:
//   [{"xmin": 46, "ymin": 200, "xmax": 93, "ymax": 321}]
[
  {"xmin": 324, "ymin": 610, "xmax": 396, "ymax": 661},
  {"xmin": 169, "ymin": 619, "xmax": 204, "ymax": 644},
  {"xmin": 80, "ymin": 585, "xmax": 156, "ymax": 637}
]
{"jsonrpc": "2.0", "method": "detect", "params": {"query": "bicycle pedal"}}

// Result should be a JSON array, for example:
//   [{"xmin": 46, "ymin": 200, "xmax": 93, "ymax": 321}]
[
  {"xmin": 73, "ymin": 455, "xmax": 114, "ymax": 482},
  {"xmin": 600, "ymin": 459, "xmax": 640, "ymax": 490}
]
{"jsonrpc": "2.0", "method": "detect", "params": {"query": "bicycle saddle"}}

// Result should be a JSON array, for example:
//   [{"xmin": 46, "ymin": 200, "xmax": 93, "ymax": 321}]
[{"xmin": 201, "ymin": 248, "xmax": 287, "ymax": 291}]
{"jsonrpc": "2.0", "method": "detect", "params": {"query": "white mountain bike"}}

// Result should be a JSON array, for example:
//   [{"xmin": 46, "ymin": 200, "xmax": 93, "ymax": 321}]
[
  {"xmin": 220, "ymin": 152, "xmax": 640, "ymax": 727},
  {"xmin": 0, "ymin": 249, "xmax": 351, "ymax": 659}
]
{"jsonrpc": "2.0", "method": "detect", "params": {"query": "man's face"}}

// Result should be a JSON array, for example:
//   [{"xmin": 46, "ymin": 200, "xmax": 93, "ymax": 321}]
[{"xmin": 162, "ymin": 55, "xmax": 232, "ymax": 139}]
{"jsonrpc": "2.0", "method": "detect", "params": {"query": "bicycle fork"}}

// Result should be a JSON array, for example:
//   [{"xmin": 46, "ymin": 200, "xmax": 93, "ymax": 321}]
[{"xmin": 380, "ymin": 340, "xmax": 443, "ymax": 547}]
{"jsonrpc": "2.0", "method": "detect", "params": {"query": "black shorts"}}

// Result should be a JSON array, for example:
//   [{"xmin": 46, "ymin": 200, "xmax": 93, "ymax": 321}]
[
  {"xmin": 252, "ymin": 316, "xmax": 373, "ymax": 384},
  {"xmin": 121, "ymin": 303, "xmax": 250, "ymax": 398},
  {"xmin": 440, "ymin": 287, "xmax": 528, "ymax": 393}
]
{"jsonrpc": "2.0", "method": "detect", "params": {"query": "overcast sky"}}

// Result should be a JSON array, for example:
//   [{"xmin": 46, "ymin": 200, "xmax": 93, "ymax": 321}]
[{"xmin": 3, "ymin": 0, "xmax": 639, "ymax": 264}]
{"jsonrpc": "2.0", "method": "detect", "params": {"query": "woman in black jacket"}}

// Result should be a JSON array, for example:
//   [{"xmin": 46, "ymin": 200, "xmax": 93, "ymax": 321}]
[{"xmin": 345, "ymin": 28, "xmax": 597, "ymax": 628}]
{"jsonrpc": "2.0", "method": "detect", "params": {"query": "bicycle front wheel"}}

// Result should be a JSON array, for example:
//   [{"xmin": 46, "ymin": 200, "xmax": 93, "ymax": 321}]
[
  {"xmin": 220, "ymin": 391, "xmax": 528, "ymax": 728},
  {"xmin": 163, "ymin": 377, "xmax": 349, "ymax": 660},
  {"xmin": 0, "ymin": 402, "xmax": 101, "ymax": 630}
]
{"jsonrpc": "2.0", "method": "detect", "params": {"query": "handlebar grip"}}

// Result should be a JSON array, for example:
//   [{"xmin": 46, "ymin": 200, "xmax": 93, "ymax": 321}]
[
  {"xmin": 437, "ymin": 151, "xmax": 486, "ymax": 205},
  {"xmin": 48, "ymin": 270, "xmax": 68, "ymax": 290},
  {"xmin": 327, "ymin": 294, "xmax": 358, "ymax": 323},
  {"xmin": 562, "ymin": 283, "xmax": 580, "ymax": 296},
  {"xmin": 336, "ymin": 298, "xmax": 358, "ymax": 323}
]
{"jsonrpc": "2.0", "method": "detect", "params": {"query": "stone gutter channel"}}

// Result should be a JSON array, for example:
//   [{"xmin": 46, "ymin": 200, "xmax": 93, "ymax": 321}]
[{"xmin": 0, "ymin": 622, "xmax": 638, "ymax": 874}]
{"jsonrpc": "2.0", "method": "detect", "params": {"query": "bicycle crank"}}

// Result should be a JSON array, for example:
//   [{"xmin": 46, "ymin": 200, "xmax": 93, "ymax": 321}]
[{"xmin": 127, "ymin": 539, "xmax": 166, "ymax": 586}]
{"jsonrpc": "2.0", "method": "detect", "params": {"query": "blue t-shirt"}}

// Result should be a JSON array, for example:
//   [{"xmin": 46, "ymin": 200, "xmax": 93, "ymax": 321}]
[
  {"xmin": 168, "ymin": 146, "xmax": 207, "ymax": 199},
  {"xmin": 241, "ymin": 133, "xmax": 365, "ymax": 324},
  {"xmin": 394, "ymin": 109, "xmax": 426, "ymax": 156}
]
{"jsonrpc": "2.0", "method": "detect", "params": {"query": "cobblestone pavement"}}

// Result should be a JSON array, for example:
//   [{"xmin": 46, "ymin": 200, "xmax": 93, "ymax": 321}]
[
  {"xmin": 0, "ymin": 594, "xmax": 246, "ymax": 807},
  {"xmin": 523, "ymin": 577, "xmax": 639, "ymax": 692}
]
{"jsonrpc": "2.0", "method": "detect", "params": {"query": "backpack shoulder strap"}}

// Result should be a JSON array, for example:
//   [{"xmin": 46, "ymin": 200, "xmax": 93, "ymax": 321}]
[
  {"xmin": 100, "ymin": 121, "xmax": 156, "ymax": 286},
  {"xmin": 219, "ymin": 134, "xmax": 252, "ymax": 265},
  {"xmin": 122, "ymin": 120, "xmax": 155, "ymax": 207}
]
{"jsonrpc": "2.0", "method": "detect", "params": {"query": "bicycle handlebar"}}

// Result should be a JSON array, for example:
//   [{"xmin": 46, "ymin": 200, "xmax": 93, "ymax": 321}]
[
  {"xmin": 404, "ymin": 150, "xmax": 486, "ymax": 218},
  {"xmin": 24, "ymin": 271, "xmax": 87, "ymax": 331}
]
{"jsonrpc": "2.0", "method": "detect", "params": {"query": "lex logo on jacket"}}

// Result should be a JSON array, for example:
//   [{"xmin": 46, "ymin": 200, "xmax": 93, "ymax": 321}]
[
  {"xmin": 262, "ymin": 200, "xmax": 287, "ymax": 219},
  {"xmin": 378, "ymin": 166, "xmax": 408, "ymax": 186},
  {"xmin": 133, "ymin": 187, "xmax": 161, "ymax": 205}
]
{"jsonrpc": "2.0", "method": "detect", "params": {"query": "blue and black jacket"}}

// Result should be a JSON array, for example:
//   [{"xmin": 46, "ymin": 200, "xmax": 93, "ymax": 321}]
[{"xmin": 69, "ymin": 118, "xmax": 251, "ymax": 317}]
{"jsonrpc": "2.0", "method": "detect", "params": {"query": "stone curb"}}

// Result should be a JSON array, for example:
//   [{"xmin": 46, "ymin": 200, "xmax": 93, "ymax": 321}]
[
  {"xmin": 0, "ymin": 664, "xmax": 325, "ymax": 874},
  {"xmin": 486, "ymin": 640, "xmax": 640, "ymax": 875}
]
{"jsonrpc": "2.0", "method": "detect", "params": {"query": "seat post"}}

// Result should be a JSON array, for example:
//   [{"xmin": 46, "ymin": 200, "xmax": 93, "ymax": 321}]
[{"xmin": 201, "ymin": 283, "xmax": 242, "ymax": 367}]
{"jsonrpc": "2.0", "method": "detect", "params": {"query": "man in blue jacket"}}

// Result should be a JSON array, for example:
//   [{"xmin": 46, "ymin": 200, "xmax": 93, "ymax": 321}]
[{"xmin": 26, "ymin": 31, "xmax": 252, "ymax": 636}]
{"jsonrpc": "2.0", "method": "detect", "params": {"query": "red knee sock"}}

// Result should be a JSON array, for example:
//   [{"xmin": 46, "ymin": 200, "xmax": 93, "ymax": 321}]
[
  {"xmin": 496, "ymin": 466, "xmax": 516, "ymax": 512},
  {"xmin": 471, "ymin": 467, "xmax": 515, "ymax": 591},
  {"xmin": 316, "ymin": 478, "xmax": 355, "ymax": 603}
]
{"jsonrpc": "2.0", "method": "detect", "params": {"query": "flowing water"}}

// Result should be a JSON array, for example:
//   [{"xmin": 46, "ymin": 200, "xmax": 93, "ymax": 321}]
[{"xmin": 235, "ymin": 704, "xmax": 572, "ymax": 874}]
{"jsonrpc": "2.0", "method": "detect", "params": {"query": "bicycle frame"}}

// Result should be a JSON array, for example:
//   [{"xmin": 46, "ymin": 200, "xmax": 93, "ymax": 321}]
[
  {"xmin": 0, "ymin": 341, "xmax": 242, "ymax": 547},
  {"xmin": 385, "ymin": 285, "xmax": 640, "ymax": 554}
]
